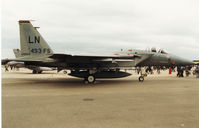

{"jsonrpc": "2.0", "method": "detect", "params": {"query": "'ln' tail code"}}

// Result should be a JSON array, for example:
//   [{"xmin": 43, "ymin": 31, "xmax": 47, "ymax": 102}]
[{"xmin": 19, "ymin": 20, "xmax": 53, "ymax": 56}]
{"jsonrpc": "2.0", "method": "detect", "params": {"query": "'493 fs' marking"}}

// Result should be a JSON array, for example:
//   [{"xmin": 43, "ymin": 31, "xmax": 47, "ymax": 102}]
[{"xmin": 31, "ymin": 48, "xmax": 51, "ymax": 53}]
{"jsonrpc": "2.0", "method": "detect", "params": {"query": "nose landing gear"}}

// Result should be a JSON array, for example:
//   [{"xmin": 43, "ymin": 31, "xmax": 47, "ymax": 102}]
[
  {"xmin": 138, "ymin": 73, "xmax": 147, "ymax": 82},
  {"xmin": 138, "ymin": 76, "xmax": 144, "ymax": 82}
]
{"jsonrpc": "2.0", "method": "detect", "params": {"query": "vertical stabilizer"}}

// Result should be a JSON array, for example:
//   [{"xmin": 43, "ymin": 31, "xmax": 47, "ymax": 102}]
[{"xmin": 19, "ymin": 20, "xmax": 53, "ymax": 56}]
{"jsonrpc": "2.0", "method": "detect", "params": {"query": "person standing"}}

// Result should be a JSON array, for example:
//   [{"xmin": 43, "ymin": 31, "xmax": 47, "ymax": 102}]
[
  {"xmin": 185, "ymin": 66, "xmax": 191, "ymax": 77},
  {"xmin": 177, "ymin": 66, "xmax": 180, "ymax": 77},
  {"xmin": 195, "ymin": 66, "xmax": 199, "ymax": 78},
  {"xmin": 5, "ymin": 65, "xmax": 9, "ymax": 72}
]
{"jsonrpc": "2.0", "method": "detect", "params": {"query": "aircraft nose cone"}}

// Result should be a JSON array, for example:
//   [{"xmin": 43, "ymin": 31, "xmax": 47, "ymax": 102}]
[
  {"xmin": 174, "ymin": 57, "xmax": 194, "ymax": 66},
  {"xmin": 182, "ymin": 60, "xmax": 194, "ymax": 65}
]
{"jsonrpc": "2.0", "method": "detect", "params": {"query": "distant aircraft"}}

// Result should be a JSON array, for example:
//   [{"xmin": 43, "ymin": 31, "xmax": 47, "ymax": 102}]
[
  {"xmin": 6, "ymin": 49, "xmax": 56, "ymax": 74},
  {"xmin": 2, "ymin": 20, "xmax": 194, "ymax": 83}
]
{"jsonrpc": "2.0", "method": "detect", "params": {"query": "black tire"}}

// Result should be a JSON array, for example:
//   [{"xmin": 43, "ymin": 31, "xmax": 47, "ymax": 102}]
[
  {"xmin": 138, "ymin": 76, "xmax": 144, "ymax": 82},
  {"xmin": 38, "ymin": 71, "xmax": 42, "ymax": 74},
  {"xmin": 87, "ymin": 75, "xmax": 96, "ymax": 84},
  {"xmin": 63, "ymin": 70, "xmax": 67, "ymax": 74},
  {"xmin": 32, "ymin": 70, "xmax": 37, "ymax": 74}
]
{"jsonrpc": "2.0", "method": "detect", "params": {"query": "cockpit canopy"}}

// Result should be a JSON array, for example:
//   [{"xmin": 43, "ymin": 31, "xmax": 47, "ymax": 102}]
[
  {"xmin": 151, "ymin": 47, "xmax": 167, "ymax": 54},
  {"xmin": 158, "ymin": 49, "xmax": 167, "ymax": 54},
  {"xmin": 151, "ymin": 47, "xmax": 157, "ymax": 53}
]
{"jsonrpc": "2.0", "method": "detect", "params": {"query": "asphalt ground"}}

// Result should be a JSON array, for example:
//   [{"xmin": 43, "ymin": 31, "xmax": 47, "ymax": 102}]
[{"xmin": 2, "ymin": 69, "xmax": 199, "ymax": 128}]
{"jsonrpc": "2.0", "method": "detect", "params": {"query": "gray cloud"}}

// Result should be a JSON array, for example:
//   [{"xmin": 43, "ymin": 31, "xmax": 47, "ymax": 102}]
[{"xmin": 2, "ymin": 0, "xmax": 199, "ymax": 60}]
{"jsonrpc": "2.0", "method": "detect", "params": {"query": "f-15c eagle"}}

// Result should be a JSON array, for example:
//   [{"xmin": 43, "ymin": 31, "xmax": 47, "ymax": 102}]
[{"xmin": 3, "ymin": 20, "xmax": 194, "ymax": 83}]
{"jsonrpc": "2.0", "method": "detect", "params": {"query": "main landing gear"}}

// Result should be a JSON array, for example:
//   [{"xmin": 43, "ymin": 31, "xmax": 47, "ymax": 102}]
[
  {"xmin": 32, "ymin": 70, "xmax": 42, "ymax": 74},
  {"xmin": 84, "ymin": 75, "xmax": 96, "ymax": 84}
]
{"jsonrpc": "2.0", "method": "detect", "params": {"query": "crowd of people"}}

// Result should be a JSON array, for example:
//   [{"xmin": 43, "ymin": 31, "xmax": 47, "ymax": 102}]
[
  {"xmin": 136, "ymin": 65, "xmax": 199, "ymax": 78},
  {"xmin": 177, "ymin": 66, "xmax": 199, "ymax": 78},
  {"xmin": 4, "ymin": 64, "xmax": 19, "ymax": 72},
  {"xmin": 3, "ymin": 63, "xmax": 199, "ymax": 78}
]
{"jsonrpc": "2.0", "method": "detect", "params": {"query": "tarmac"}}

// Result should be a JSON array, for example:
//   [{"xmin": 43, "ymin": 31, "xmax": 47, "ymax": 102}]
[{"xmin": 2, "ymin": 68, "xmax": 199, "ymax": 128}]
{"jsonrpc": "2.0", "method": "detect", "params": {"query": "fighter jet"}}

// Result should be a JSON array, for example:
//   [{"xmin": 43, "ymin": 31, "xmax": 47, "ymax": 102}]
[
  {"xmin": 6, "ymin": 49, "xmax": 56, "ymax": 74},
  {"xmin": 3, "ymin": 20, "xmax": 194, "ymax": 83}
]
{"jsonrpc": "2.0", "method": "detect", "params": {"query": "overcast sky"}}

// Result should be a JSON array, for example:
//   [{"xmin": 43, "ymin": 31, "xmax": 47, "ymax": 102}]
[{"xmin": 2, "ymin": 0, "xmax": 199, "ymax": 60}]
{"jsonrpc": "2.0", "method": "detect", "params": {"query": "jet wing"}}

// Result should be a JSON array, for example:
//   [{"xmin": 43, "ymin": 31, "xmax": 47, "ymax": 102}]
[
  {"xmin": 49, "ymin": 53, "xmax": 143, "ymax": 69},
  {"xmin": 3, "ymin": 58, "xmax": 41, "ymax": 62},
  {"xmin": 2, "ymin": 53, "xmax": 147, "ymax": 70},
  {"xmin": 49, "ymin": 53, "xmax": 140, "ymax": 60},
  {"xmin": 2, "ymin": 53, "xmax": 140, "ymax": 66},
  {"xmin": 2, "ymin": 55, "xmax": 54, "ymax": 64}
]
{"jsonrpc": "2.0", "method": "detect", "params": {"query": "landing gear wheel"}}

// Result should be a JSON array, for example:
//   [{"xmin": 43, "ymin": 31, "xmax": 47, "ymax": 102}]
[
  {"xmin": 38, "ymin": 71, "xmax": 42, "ymax": 74},
  {"xmin": 63, "ymin": 70, "xmax": 67, "ymax": 74},
  {"xmin": 138, "ymin": 76, "xmax": 144, "ymax": 82},
  {"xmin": 87, "ymin": 75, "xmax": 96, "ymax": 84},
  {"xmin": 32, "ymin": 70, "xmax": 38, "ymax": 74}
]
